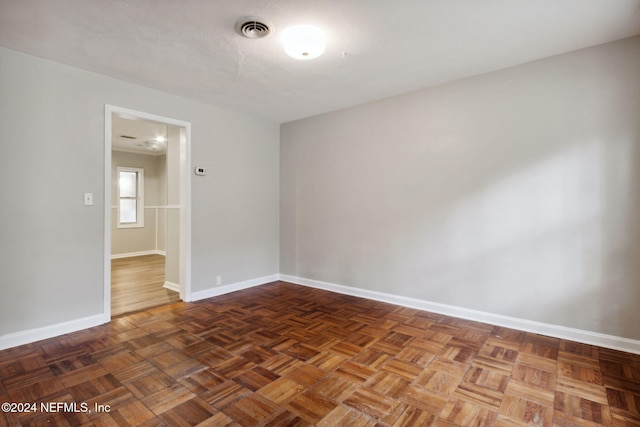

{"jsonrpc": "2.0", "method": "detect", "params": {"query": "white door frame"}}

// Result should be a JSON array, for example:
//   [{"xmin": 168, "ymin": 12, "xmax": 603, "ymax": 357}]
[{"xmin": 104, "ymin": 105, "xmax": 192, "ymax": 318}]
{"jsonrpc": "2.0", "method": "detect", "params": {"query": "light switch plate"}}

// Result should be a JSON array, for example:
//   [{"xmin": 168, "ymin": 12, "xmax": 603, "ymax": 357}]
[{"xmin": 84, "ymin": 193, "xmax": 93, "ymax": 206}]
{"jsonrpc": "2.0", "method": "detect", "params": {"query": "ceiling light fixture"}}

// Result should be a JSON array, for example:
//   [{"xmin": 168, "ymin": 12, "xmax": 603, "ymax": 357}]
[
  {"xmin": 282, "ymin": 25, "xmax": 325, "ymax": 60},
  {"xmin": 144, "ymin": 140, "xmax": 165, "ymax": 152}
]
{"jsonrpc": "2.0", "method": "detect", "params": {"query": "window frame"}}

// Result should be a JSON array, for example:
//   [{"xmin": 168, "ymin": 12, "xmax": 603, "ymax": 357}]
[{"xmin": 117, "ymin": 166, "xmax": 144, "ymax": 228}]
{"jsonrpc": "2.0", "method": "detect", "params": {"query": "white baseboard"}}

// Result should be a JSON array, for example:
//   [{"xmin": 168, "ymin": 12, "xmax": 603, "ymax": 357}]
[
  {"xmin": 191, "ymin": 274, "xmax": 280, "ymax": 302},
  {"xmin": 5, "ymin": 274, "xmax": 638, "ymax": 355},
  {"xmin": 279, "ymin": 274, "xmax": 640, "ymax": 355},
  {"xmin": 0, "ymin": 274, "xmax": 278, "ymax": 351},
  {"xmin": 0, "ymin": 314, "xmax": 109, "ymax": 351},
  {"xmin": 163, "ymin": 281, "xmax": 180, "ymax": 292},
  {"xmin": 111, "ymin": 250, "xmax": 166, "ymax": 259}
]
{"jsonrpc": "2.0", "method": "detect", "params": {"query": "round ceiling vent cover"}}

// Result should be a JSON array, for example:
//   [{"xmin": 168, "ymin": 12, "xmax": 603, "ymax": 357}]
[{"xmin": 236, "ymin": 17, "xmax": 273, "ymax": 39}]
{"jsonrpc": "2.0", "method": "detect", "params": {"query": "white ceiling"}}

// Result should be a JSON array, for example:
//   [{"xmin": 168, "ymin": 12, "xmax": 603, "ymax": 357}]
[
  {"xmin": 112, "ymin": 115, "xmax": 169, "ymax": 155},
  {"xmin": 1, "ymin": 0, "xmax": 639, "ymax": 123}
]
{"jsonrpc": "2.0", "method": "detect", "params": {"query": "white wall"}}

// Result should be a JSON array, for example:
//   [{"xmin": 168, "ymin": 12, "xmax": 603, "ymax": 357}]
[
  {"xmin": 281, "ymin": 36, "xmax": 640, "ymax": 340},
  {"xmin": 0, "ymin": 46, "xmax": 279, "ymax": 338}
]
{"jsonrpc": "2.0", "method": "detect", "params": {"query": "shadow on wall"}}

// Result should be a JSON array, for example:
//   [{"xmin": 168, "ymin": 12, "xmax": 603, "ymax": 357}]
[
  {"xmin": 304, "ymin": 132, "xmax": 640, "ymax": 339},
  {"xmin": 406, "ymin": 135, "xmax": 640, "ymax": 338}
]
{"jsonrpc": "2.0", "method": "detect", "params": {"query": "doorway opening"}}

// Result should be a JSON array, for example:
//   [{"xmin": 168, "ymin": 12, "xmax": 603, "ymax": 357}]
[{"xmin": 104, "ymin": 105, "xmax": 191, "ymax": 318}]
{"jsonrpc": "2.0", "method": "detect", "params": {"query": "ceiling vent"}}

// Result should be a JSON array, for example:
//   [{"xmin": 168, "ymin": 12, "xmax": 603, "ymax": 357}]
[{"xmin": 236, "ymin": 17, "xmax": 272, "ymax": 39}]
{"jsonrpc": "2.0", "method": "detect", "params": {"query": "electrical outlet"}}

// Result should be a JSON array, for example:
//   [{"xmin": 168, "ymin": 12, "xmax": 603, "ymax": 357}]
[{"xmin": 216, "ymin": 276, "xmax": 222, "ymax": 286}]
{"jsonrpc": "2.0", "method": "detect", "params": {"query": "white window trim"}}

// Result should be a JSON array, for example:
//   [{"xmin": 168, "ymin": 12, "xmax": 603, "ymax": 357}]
[{"xmin": 117, "ymin": 166, "xmax": 144, "ymax": 228}]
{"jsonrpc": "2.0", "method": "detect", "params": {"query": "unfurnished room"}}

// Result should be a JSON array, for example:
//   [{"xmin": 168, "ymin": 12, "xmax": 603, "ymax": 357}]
[{"xmin": 1, "ymin": 1, "xmax": 640, "ymax": 426}]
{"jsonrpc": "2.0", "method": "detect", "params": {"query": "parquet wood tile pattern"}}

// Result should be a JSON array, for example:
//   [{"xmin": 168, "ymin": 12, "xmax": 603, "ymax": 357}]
[
  {"xmin": 1, "ymin": 281, "xmax": 640, "ymax": 426},
  {"xmin": 111, "ymin": 255, "xmax": 180, "ymax": 316}
]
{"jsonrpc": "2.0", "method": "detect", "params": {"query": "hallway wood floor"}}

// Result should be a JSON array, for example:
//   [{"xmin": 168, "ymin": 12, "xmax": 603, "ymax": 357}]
[
  {"xmin": 1, "ymin": 282, "xmax": 639, "ymax": 426},
  {"xmin": 111, "ymin": 255, "xmax": 180, "ymax": 317}
]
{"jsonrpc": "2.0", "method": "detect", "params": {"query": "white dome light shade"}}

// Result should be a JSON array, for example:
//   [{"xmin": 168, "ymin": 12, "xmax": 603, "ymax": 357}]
[{"xmin": 282, "ymin": 25, "xmax": 325, "ymax": 60}]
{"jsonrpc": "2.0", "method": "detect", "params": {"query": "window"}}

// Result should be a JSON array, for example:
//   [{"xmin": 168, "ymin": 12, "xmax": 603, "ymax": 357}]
[{"xmin": 117, "ymin": 167, "xmax": 144, "ymax": 228}]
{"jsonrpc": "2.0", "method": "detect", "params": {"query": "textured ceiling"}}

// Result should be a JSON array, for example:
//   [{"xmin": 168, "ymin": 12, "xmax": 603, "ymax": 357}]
[{"xmin": 1, "ymin": 0, "xmax": 640, "ymax": 123}]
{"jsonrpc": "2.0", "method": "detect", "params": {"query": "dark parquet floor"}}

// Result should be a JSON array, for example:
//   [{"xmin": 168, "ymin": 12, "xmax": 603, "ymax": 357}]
[{"xmin": 1, "ymin": 282, "xmax": 639, "ymax": 426}]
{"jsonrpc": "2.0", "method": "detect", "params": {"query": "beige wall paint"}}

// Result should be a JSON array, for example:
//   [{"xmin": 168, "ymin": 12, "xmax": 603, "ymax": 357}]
[
  {"xmin": 111, "ymin": 150, "xmax": 165, "ymax": 255},
  {"xmin": 165, "ymin": 125, "xmax": 181, "ymax": 285},
  {"xmin": 281, "ymin": 36, "xmax": 640, "ymax": 340},
  {"xmin": 157, "ymin": 154, "xmax": 167, "ymax": 252},
  {"xmin": 0, "ymin": 46, "xmax": 279, "ymax": 337}
]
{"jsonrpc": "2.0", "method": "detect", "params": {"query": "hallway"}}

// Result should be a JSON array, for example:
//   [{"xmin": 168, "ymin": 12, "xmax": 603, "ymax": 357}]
[{"xmin": 111, "ymin": 254, "xmax": 180, "ymax": 316}]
